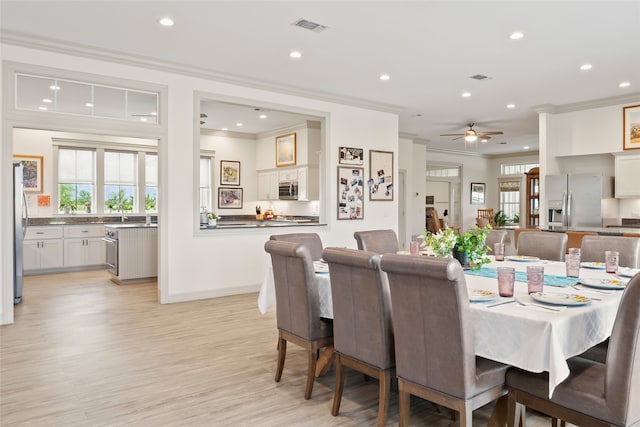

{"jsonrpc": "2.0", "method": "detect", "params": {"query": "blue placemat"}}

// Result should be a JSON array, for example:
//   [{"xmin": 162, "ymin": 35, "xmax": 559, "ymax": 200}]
[{"xmin": 464, "ymin": 267, "xmax": 579, "ymax": 287}]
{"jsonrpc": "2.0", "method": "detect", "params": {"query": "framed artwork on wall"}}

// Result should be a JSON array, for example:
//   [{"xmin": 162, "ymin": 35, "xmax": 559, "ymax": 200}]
[
  {"xmin": 276, "ymin": 133, "xmax": 296, "ymax": 167},
  {"xmin": 623, "ymin": 104, "xmax": 640, "ymax": 150},
  {"xmin": 14, "ymin": 154, "xmax": 43, "ymax": 192},
  {"xmin": 218, "ymin": 187, "xmax": 243, "ymax": 209},
  {"xmin": 470, "ymin": 182, "xmax": 486, "ymax": 205},
  {"xmin": 368, "ymin": 150, "xmax": 393, "ymax": 201},
  {"xmin": 337, "ymin": 167, "xmax": 364, "ymax": 220},
  {"xmin": 338, "ymin": 146, "xmax": 364, "ymax": 165},
  {"xmin": 220, "ymin": 160, "xmax": 240, "ymax": 185}
]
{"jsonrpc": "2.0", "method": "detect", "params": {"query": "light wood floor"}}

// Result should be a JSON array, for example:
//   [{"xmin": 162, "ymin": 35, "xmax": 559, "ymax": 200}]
[{"xmin": 1, "ymin": 270, "xmax": 559, "ymax": 426}]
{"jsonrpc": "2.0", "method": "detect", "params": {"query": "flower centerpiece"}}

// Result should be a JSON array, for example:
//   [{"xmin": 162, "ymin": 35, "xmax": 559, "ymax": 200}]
[
  {"xmin": 424, "ymin": 227, "xmax": 458, "ymax": 258},
  {"xmin": 454, "ymin": 224, "xmax": 492, "ymax": 270}
]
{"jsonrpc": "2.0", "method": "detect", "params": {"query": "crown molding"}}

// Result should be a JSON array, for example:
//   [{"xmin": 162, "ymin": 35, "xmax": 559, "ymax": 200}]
[
  {"xmin": 1, "ymin": 30, "xmax": 404, "ymax": 115},
  {"xmin": 199, "ymin": 128, "xmax": 256, "ymax": 140},
  {"xmin": 533, "ymin": 92, "xmax": 640, "ymax": 115},
  {"xmin": 425, "ymin": 146, "xmax": 489, "ymax": 158}
]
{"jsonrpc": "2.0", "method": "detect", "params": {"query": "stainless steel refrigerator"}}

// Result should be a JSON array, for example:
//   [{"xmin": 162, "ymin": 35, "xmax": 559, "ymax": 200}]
[
  {"xmin": 13, "ymin": 162, "xmax": 28, "ymax": 304},
  {"xmin": 545, "ymin": 174, "xmax": 612, "ymax": 228}
]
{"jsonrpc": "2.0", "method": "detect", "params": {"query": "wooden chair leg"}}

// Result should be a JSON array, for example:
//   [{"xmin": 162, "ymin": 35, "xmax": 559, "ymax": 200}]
[
  {"xmin": 398, "ymin": 380, "xmax": 410, "ymax": 427},
  {"xmin": 275, "ymin": 337, "xmax": 286, "ymax": 382},
  {"xmin": 304, "ymin": 347, "xmax": 317, "ymax": 400},
  {"xmin": 331, "ymin": 355, "xmax": 345, "ymax": 416},
  {"xmin": 507, "ymin": 392, "xmax": 517, "ymax": 427},
  {"xmin": 459, "ymin": 403, "xmax": 473, "ymax": 427},
  {"xmin": 377, "ymin": 370, "xmax": 391, "ymax": 427}
]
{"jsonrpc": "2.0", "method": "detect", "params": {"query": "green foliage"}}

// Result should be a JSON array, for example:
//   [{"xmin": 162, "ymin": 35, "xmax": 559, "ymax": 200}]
[
  {"xmin": 494, "ymin": 210, "xmax": 508, "ymax": 227},
  {"xmin": 145, "ymin": 193, "xmax": 157, "ymax": 211},
  {"xmin": 207, "ymin": 212, "xmax": 218, "ymax": 220},
  {"xmin": 512, "ymin": 213, "xmax": 520, "ymax": 224},
  {"xmin": 59, "ymin": 184, "xmax": 75, "ymax": 210},
  {"xmin": 455, "ymin": 225, "xmax": 491, "ymax": 270},
  {"xmin": 105, "ymin": 189, "xmax": 133, "ymax": 212}
]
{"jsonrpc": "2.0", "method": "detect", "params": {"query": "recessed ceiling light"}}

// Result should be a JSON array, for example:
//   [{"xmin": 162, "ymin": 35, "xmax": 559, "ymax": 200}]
[
  {"xmin": 259, "ymin": 114, "xmax": 268, "ymax": 119},
  {"xmin": 289, "ymin": 51, "xmax": 302, "ymax": 59},
  {"xmin": 38, "ymin": 105, "xmax": 48, "ymax": 110},
  {"xmin": 580, "ymin": 64, "xmax": 593, "ymax": 71},
  {"xmin": 236, "ymin": 123, "xmax": 243, "ymax": 127},
  {"xmin": 221, "ymin": 128, "xmax": 228, "ymax": 131},
  {"xmin": 42, "ymin": 98, "xmax": 52, "ymax": 103},
  {"xmin": 523, "ymin": 146, "xmax": 530, "ymax": 150},
  {"xmin": 509, "ymin": 31, "xmax": 524, "ymax": 40},
  {"xmin": 461, "ymin": 92, "xmax": 471, "ymax": 98},
  {"xmin": 507, "ymin": 104, "xmax": 516, "ymax": 109},
  {"xmin": 49, "ymin": 85, "xmax": 60, "ymax": 91},
  {"xmin": 140, "ymin": 117, "xmax": 148, "ymax": 122},
  {"xmin": 85, "ymin": 102, "xmax": 93, "ymax": 107},
  {"xmin": 379, "ymin": 74, "xmax": 390, "ymax": 81},
  {"xmin": 159, "ymin": 17, "xmax": 174, "ymax": 27},
  {"xmin": 619, "ymin": 81, "xmax": 631, "ymax": 88},
  {"xmin": 150, "ymin": 112, "xmax": 157, "ymax": 116},
  {"xmin": 481, "ymin": 139, "xmax": 488, "ymax": 143}
]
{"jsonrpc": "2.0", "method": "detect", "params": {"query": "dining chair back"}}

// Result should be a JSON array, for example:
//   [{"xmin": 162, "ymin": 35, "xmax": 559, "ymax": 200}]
[
  {"xmin": 580, "ymin": 235, "xmax": 640, "ymax": 268},
  {"xmin": 505, "ymin": 271, "xmax": 640, "ymax": 427},
  {"xmin": 380, "ymin": 255, "xmax": 508, "ymax": 427},
  {"xmin": 477, "ymin": 208, "xmax": 496, "ymax": 227},
  {"xmin": 513, "ymin": 228, "xmax": 541, "ymax": 249},
  {"xmin": 565, "ymin": 231, "xmax": 597, "ymax": 253},
  {"xmin": 485, "ymin": 230, "xmax": 507, "ymax": 251},
  {"xmin": 517, "ymin": 232, "xmax": 567, "ymax": 261},
  {"xmin": 269, "ymin": 233, "xmax": 324, "ymax": 261},
  {"xmin": 353, "ymin": 229, "xmax": 399, "ymax": 254},
  {"xmin": 322, "ymin": 247, "xmax": 395, "ymax": 427},
  {"xmin": 263, "ymin": 240, "xmax": 333, "ymax": 400}
]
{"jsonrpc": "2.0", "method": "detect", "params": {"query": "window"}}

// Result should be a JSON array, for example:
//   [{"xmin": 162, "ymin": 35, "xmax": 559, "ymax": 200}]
[
  {"xmin": 499, "ymin": 180, "xmax": 521, "ymax": 222},
  {"xmin": 104, "ymin": 151, "xmax": 137, "ymax": 213},
  {"xmin": 501, "ymin": 162, "xmax": 539, "ymax": 176},
  {"xmin": 58, "ymin": 149, "xmax": 95, "ymax": 213},
  {"xmin": 426, "ymin": 166, "xmax": 460, "ymax": 177},
  {"xmin": 145, "ymin": 154, "xmax": 158, "ymax": 213},
  {"xmin": 199, "ymin": 158, "xmax": 212, "ymax": 212}
]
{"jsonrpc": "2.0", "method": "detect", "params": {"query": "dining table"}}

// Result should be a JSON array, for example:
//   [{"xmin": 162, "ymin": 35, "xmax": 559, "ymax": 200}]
[{"xmin": 257, "ymin": 255, "xmax": 628, "ymax": 398}]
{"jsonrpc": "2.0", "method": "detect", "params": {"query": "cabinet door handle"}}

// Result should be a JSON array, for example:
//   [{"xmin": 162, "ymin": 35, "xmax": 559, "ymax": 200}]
[
  {"xmin": 36, "ymin": 231, "xmax": 44, "ymax": 234},
  {"xmin": 82, "ymin": 230, "xmax": 89, "ymax": 233}
]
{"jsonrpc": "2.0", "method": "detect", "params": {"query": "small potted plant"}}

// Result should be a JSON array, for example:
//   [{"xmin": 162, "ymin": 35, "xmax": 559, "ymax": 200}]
[
  {"xmin": 424, "ymin": 227, "xmax": 458, "ymax": 258},
  {"xmin": 453, "ymin": 224, "xmax": 492, "ymax": 270},
  {"xmin": 207, "ymin": 212, "xmax": 219, "ymax": 227}
]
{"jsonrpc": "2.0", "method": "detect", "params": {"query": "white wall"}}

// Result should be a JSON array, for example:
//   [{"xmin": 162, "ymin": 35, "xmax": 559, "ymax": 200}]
[
  {"xmin": 398, "ymin": 137, "xmax": 426, "ymax": 245},
  {"xmin": 1, "ymin": 43, "xmax": 398, "ymax": 319}
]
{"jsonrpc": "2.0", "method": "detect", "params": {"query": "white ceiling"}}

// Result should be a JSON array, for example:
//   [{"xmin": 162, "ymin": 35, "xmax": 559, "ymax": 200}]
[{"xmin": 2, "ymin": 1, "xmax": 640, "ymax": 155}]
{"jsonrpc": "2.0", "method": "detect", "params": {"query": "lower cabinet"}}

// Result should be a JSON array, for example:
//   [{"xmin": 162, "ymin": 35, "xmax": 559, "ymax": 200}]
[
  {"xmin": 63, "ymin": 237, "xmax": 105, "ymax": 267},
  {"xmin": 23, "ymin": 239, "xmax": 63, "ymax": 271}
]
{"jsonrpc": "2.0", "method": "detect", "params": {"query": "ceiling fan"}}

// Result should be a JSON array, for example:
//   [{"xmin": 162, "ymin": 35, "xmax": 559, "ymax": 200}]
[{"xmin": 440, "ymin": 123, "xmax": 503, "ymax": 143}]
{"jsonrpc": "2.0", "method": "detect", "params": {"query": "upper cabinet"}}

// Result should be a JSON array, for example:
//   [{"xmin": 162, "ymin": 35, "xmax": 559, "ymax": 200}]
[{"xmin": 614, "ymin": 153, "xmax": 640, "ymax": 198}]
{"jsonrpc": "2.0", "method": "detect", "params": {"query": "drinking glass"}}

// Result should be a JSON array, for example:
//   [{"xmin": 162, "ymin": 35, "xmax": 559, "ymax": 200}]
[
  {"xmin": 494, "ymin": 243, "xmax": 505, "ymax": 261},
  {"xmin": 568, "ymin": 247, "xmax": 581, "ymax": 257},
  {"xmin": 409, "ymin": 240, "xmax": 420, "ymax": 255},
  {"xmin": 565, "ymin": 254, "xmax": 580, "ymax": 278},
  {"xmin": 605, "ymin": 250, "xmax": 619, "ymax": 273},
  {"xmin": 497, "ymin": 267, "xmax": 515, "ymax": 297},
  {"xmin": 527, "ymin": 265, "xmax": 544, "ymax": 294}
]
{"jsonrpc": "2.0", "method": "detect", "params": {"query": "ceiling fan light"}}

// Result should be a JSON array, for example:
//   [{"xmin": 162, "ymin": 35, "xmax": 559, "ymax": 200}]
[{"xmin": 465, "ymin": 135, "xmax": 478, "ymax": 143}]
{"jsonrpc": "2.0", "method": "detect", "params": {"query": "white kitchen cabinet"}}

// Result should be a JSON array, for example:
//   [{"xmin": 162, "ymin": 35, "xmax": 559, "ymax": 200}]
[
  {"xmin": 615, "ymin": 154, "xmax": 640, "ymax": 198},
  {"xmin": 257, "ymin": 171, "xmax": 279, "ymax": 200},
  {"xmin": 63, "ymin": 225, "xmax": 105, "ymax": 268},
  {"xmin": 23, "ymin": 226, "xmax": 64, "ymax": 272},
  {"xmin": 297, "ymin": 166, "xmax": 319, "ymax": 201}
]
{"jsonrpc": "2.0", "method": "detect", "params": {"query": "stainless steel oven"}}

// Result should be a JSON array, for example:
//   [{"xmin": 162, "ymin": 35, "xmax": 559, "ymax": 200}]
[{"xmin": 104, "ymin": 229, "xmax": 118, "ymax": 275}]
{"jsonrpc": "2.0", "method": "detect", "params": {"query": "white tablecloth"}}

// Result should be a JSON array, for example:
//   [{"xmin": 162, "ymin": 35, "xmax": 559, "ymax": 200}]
[{"xmin": 257, "ymin": 256, "xmax": 624, "ymax": 396}]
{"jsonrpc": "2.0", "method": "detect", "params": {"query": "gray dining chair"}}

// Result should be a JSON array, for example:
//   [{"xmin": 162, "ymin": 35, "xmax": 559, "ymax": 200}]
[
  {"xmin": 517, "ymin": 232, "xmax": 567, "ymax": 261},
  {"xmin": 322, "ymin": 247, "xmax": 395, "ymax": 427},
  {"xmin": 353, "ymin": 229, "xmax": 399, "ymax": 254},
  {"xmin": 485, "ymin": 229, "xmax": 507, "ymax": 251},
  {"xmin": 269, "ymin": 232, "xmax": 324, "ymax": 261},
  {"xmin": 380, "ymin": 255, "xmax": 508, "ymax": 427},
  {"xmin": 580, "ymin": 235, "xmax": 640, "ymax": 268},
  {"xmin": 263, "ymin": 240, "xmax": 333, "ymax": 400},
  {"xmin": 505, "ymin": 271, "xmax": 640, "ymax": 427}
]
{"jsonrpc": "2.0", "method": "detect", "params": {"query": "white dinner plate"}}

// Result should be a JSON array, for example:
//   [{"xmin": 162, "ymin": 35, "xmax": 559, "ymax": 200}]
[
  {"xmin": 579, "ymin": 277, "xmax": 627, "ymax": 290},
  {"xmin": 580, "ymin": 261, "xmax": 606, "ymax": 270},
  {"xmin": 506, "ymin": 255, "xmax": 540, "ymax": 262},
  {"xmin": 313, "ymin": 261, "xmax": 329, "ymax": 274},
  {"xmin": 529, "ymin": 292, "xmax": 592, "ymax": 306},
  {"xmin": 617, "ymin": 267, "xmax": 640, "ymax": 278},
  {"xmin": 469, "ymin": 289, "xmax": 498, "ymax": 302}
]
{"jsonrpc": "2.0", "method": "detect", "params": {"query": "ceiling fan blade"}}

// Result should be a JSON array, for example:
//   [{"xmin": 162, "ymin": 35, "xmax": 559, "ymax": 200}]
[
  {"xmin": 478, "ymin": 131, "xmax": 503, "ymax": 136},
  {"xmin": 452, "ymin": 136, "xmax": 464, "ymax": 141},
  {"xmin": 440, "ymin": 133, "xmax": 465, "ymax": 137}
]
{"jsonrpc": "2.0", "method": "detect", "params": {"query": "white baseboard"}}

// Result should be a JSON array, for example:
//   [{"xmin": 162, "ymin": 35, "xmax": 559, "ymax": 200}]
[{"xmin": 163, "ymin": 283, "xmax": 261, "ymax": 304}]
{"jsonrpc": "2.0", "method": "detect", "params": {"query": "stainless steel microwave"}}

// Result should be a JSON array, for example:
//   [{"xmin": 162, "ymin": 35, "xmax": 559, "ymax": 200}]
[{"xmin": 279, "ymin": 181, "xmax": 299, "ymax": 200}]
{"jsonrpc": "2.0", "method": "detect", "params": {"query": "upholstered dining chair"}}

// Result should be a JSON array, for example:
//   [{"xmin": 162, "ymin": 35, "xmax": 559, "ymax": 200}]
[
  {"xmin": 485, "ymin": 229, "xmax": 507, "ymax": 251},
  {"xmin": 505, "ymin": 271, "xmax": 640, "ymax": 427},
  {"xmin": 270, "ymin": 232, "xmax": 324, "ymax": 261},
  {"xmin": 565, "ymin": 231, "xmax": 597, "ymax": 253},
  {"xmin": 322, "ymin": 247, "xmax": 395, "ymax": 427},
  {"xmin": 517, "ymin": 232, "xmax": 567, "ymax": 261},
  {"xmin": 263, "ymin": 240, "xmax": 333, "ymax": 400},
  {"xmin": 581, "ymin": 235, "xmax": 640, "ymax": 268},
  {"xmin": 513, "ymin": 228, "xmax": 541, "ymax": 249},
  {"xmin": 380, "ymin": 255, "xmax": 508, "ymax": 427},
  {"xmin": 353, "ymin": 229, "xmax": 399, "ymax": 254}
]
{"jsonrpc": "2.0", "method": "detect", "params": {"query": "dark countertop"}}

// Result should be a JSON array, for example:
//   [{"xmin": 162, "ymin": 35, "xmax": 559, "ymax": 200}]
[
  {"xmin": 201, "ymin": 218, "xmax": 322, "ymax": 230},
  {"xmin": 543, "ymin": 226, "xmax": 640, "ymax": 236},
  {"xmin": 105, "ymin": 223, "xmax": 158, "ymax": 229},
  {"xmin": 29, "ymin": 215, "xmax": 157, "ymax": 225}
]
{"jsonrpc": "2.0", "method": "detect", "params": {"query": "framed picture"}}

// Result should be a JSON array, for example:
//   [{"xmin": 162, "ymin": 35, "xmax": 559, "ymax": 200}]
[
  {"xmin": 220, "ymin": 160, "xmax": 240, "ymax": 185},
  {"xmin": 470, "ymin": 182, "xmax": 486, "ymax": 205},
  {"xmin": 368, "ymin": 150, "xmax": 394, "ymax": 201},
  {"xmin": 337, "ymin": 167, "xmax": 364, "ymax": 220},
  {"xmin": 276, "ymin": 133, "xmax": 296, "ymax": 167},
  {"xmin": 623, "ymin": 104, "xmax": 640, "ymax": 150},
  {"xmin": 218, "ymin": 187, "xmax": 243, "ymax": 209},
  {"xmin": 14, "ymin": 154, "xmax": 43, "ymax": 192},
  {"xmin": 338, "ymin": 146, "xmax": 364, "ymax": 165}
]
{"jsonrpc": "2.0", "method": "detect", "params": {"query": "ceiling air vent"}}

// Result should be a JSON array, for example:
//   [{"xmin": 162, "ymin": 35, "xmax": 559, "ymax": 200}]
[
  {"xmin": 292, "ymin": 18, "xmax": 328, "ymax": 33},
  {"xmin": 469, "ymin": 74, "xmax": 491, "ymax": 80}
]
